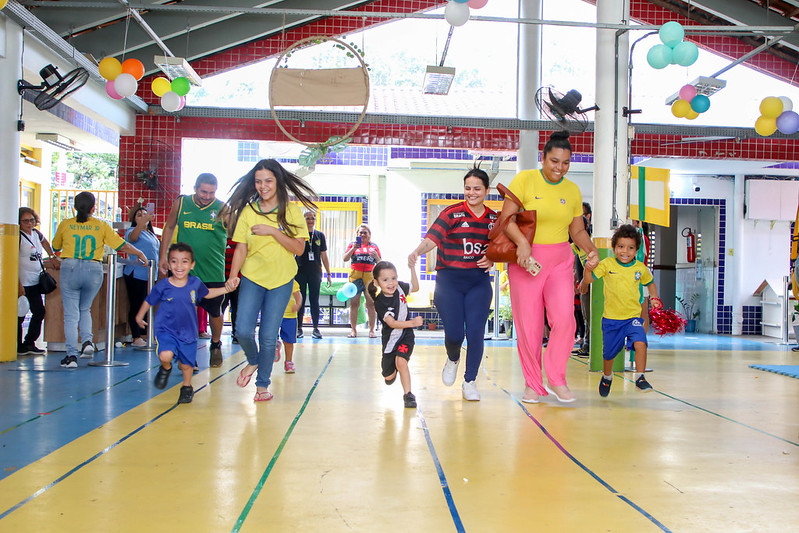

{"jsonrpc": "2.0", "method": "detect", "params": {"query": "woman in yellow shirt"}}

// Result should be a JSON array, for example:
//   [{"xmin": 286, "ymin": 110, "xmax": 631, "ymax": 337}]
[
  {"xmin": 500, "ymin": 131, "xmax": 598, "ymax": 403},
  {"xmin": 225, "ymin": 159, "xmax": 316, "ymax": 402},
  {"xmin": 52, "ymin": 191, "xmax": 148, "ymax": 368}
]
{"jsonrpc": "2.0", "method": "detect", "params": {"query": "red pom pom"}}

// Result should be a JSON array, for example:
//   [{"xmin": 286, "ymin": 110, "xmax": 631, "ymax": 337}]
[{"xmin": 649, "ymin": 307, "xmax": 687, "ymax": 336}]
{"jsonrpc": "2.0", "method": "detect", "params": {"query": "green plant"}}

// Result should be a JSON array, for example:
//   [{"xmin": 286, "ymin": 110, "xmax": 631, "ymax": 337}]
[
  {"xmin": 498, "ymin": 303, "xmax": 513, "ymax": 322},
  {"xmin": 676, "ymin": 294, "xmax": 700, "ymax": 320}
]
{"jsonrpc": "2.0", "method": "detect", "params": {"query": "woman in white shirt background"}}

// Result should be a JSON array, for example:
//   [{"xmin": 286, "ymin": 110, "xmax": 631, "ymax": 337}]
[{"xmin": 18, "ymin": 207, "xmax": 56, "ymax": 355}]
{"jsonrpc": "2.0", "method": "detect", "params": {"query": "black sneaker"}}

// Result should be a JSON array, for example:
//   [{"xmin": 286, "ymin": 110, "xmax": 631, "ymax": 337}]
[
  {"xmin": 60, "ymin": 355, "xmax": 78, "ymax": 368},
  {"xmin": 27, "ymin": 345, "xmax": 46, "ymax": 355},
  {"xmin": 296, "ymin": 329, "xmax": 304, "ymax": 338},
  {"xmin": 231, "ymin": 335, "xmax": 239, "ymax": 344},
  {"xmin": 177, "ymin": 385, "xmax": 194, "ymax": 404},
  {"xmin": 635, "ymin": 375, "xmax": 654, "ymax": 392},
  {"xmin": 574, "ymin": 348, "xmax": 589, "ymax": 358},
  {"xmin": 154, "ymin": 365, "xmax": 172, "ymax": 389},
  {"xmin": 209, "ymin": 341, "xmax": 223, "ymax": 367},
  {"xmin": 17, "ymin": 345, "xmax": 35, "ymax": 356},
  {"xmin": 79, "ymin": 341, "xmax": 94, "ymax": 359},
  {"xmin": 599, "ymin": 376, "xmax": 612, "ymax": 397},
  {"xmin": 403, "ymin": 392, "xmax": 417, "ymax": 408},
  {"xmin": 312, "ymin": 329, "xmax": 322, "ymax": 339}
]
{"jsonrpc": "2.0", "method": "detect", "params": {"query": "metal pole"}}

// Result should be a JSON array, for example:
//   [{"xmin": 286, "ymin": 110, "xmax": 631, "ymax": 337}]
[
  {"xmin": 781, "ymin": 275, "xmax": 790, "ymax": 345},
  {"xmin": 90, "ymin": 253, "xmax": 129, "ymax": 367},
  {"xmin": 136, "ymin": 259, "xmax": 157, "ymax": 351},
  {"xmin": 490, "ymin": 268, "xmax": 503, "ymax": 340}
]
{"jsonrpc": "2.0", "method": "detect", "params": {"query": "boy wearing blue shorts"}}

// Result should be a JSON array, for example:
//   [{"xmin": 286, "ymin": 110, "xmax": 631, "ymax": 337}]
[
  {"xmin": 277, "ymin": 281, "xmax": 302, "ymax": 374},
  {"xmin": 136, "ymin": 243, "xmax": 229, "ymax": 403},
  {"xmin": 580, "ymin": 224, "xmax": 661, "ymax": 397}
]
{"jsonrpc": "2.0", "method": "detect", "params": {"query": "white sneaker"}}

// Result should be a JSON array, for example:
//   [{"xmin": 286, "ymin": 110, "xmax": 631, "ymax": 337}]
[
  {"xmin": 79, "ymin": 341, "xmax": 94, "ymax": 359},
  {"xmin": 442, "ymin": 358, "xmax": 459, "ymax": 387},
  {"xmin": 462, "ymin": 380, "xmax": 480, "ymax": 401}
]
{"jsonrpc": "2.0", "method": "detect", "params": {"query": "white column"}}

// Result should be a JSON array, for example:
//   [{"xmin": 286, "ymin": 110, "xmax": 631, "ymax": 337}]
[
  {"xmin": 730, "ymin": 173, "xmax": 745, "ymax": 335},
  {"xmin": 516, "ymin": 0, "xmax": 542, "ymax": 173},
  {"xmin": 0, "ymin": 17, "xmax": 22, "ymax": 224}
]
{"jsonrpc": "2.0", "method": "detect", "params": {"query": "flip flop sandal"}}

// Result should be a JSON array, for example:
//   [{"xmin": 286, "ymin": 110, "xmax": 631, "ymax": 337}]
[
  {"xmin": 253, "ymin": 391, "xmax": 273, "ymax": 402},
  {"xmin": 237, "ymin": 367, "xmax": 256, "ymax": 388}
]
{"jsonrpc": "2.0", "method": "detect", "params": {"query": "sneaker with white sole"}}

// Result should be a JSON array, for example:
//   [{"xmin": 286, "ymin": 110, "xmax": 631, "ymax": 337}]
[
  {"xmin": 284, "ymin": 361, "xmax": 295, "ymax": 373},
  {"xmin": 79, "ymin": 341, "xmax": 94, "ymax": 359},
  {"xmin": 274, "ymin": 341, "xmax": 282, "ymax": 362},
  {"xmin": 60, "ymin": 355, "xmax": 78, "ymax": 368},
  {"xmin": 462, "ymin": 380, "xmax": 481, "ymax": 401},
  {"xmin": 441, "ymin": 358, "xmax": 460, "ymax": 387}
]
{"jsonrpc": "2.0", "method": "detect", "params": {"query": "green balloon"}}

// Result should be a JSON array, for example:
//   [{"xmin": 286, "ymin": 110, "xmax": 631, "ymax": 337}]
[{"xmin": 171, "ymin": 77, "xmax": 190, "ymax": 96}]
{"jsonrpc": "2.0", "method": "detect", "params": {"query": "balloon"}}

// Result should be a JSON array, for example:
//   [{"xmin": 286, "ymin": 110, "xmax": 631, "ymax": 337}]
[
  {"xmin": 171, "ymin": 77, "xmax": 191, "ymax": 97},
  {"xmin": 18, "ymin": 296, "xmax": 29, "ymax": 318},
  {"xmin": 98, "ymin": 57, "xmax": 122, "ymax": 81},
  {"xmin": 151, "ymin": 77, "xmax": 171, "ymax": 97},
  {"xmin": 445, "ymin": 1, "xmax": 470, "ymax": 26},
  {"xmin": 113, "ymin": 73, "xmax": 138, "ymax": 97},
  {"xmin": 121, "ymin": 58, "xmax": 145, "ymax": 80},
  {"xmin": 177, "ymin": 95, "xmax": 186, "ymax": 111},
  {"xmin": 671, "ymin": 99, "xmax": 691, "ymax": 118},
  {"xmin": 659, "ymin": 21, "xmax": 685, "ymax": 48},
  {"xmin": 779, "ymin": 96, "xmax": 793, "ymax": 112},
  {"xmin": 467, "ymin": 0, "xmax": 488, "ymax": 7},
  {"xmin": 342, "ymin": 282, "xmax": 359, "ymax": 299},
  {"xmin": 336, "ymin": 289, "xmax": 348, "ymax": 302},
  {"xmin": 105, "ymin": 80, "xmax": 123, "ymax": 100},
  {"xmin": 160, "ymin": 91, "xmax": 182, "ymax": 112},
  {"xmin": 760, "ymin": 96, "xmax": 783, "ymax": 119},
  {"xmin": 453, "ymin": 0, "xmax": 469, "ymax": 2},
  {"xmin": 646, "ymin": 44, "xmax": 673, "ymax": 69},
  {"xmin": 678, "ymin": 84, "xmax": 697, "ymax": 101},
  {"xmin": 776, "ymin": 110, "xmax": 799, "ymax": 135},
  {"xmin": 671, "ymin": 41, "xmax": 699, "ymax": 66},
  {"xmin": 685, "ymin": 109, "xmax": 699, "ymax": 120},
  {"xmin": 755, "ymin": 115, "xmax": 777, "ymax": 136},
  {"xmin": 690, "ymin": 94, "xmax": 710, "ymax": 113},
  {"xmin": 0, "ymin": 0, "xmax": 8, "ymax": 9}
]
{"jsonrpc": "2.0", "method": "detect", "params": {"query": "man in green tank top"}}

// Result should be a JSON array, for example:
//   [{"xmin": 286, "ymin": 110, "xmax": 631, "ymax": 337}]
[{"xmin": 160, "ymin": 173, "xmax": 229, "ymax": 366}]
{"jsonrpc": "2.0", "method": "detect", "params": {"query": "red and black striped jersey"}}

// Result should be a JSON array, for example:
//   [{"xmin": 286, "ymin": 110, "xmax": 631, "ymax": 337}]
[{"xmin": 425, "ymin": 202, "xmax": 497, "ymax": 269}]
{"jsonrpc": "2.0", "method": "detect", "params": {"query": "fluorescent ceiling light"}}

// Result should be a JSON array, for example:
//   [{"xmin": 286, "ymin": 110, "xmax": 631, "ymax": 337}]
[
  {"xmin": 665, "ymin": 76, "xmax": 726, "ymax": 105},
  {"xmin": 36, "ymin": 133, "xmax": 80, "ymax": 151},
  {"xmin": 423, "ymin": 66, "xmax": 456, "ymax": 95},
  {"xmin": 153, "ymin": 56, "xmax": 203, "ymax": 86}
]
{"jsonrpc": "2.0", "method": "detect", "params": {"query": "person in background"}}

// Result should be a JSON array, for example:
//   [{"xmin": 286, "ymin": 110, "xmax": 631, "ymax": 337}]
[
  {"xmin": 53, "ymin": 192, "xmax": 148, "ymax": 369},
  {"xmin": 17, "ymin": 207, "xmax": 56, "ymax": 355},
  {"xmin": 295, "ymin": 210, "xmax": 332, "ymax": 339},
  {"xmin": 277, "ymin": 281, "xmax": 302, "ymax": 373},
  {"xmin": 573, "ymin": 213, "xmax": 591, "ymax": 358},
  {"xmin": 123, "ymin": 205, "xmax": 160, "ymax": 348},
  {"xmin": 221, "ymin": 237, "xmax": 240, "ymax": 343},
  {"xmin": 343, "ymin": 224, "xmax": 381, "ymax": 338}
]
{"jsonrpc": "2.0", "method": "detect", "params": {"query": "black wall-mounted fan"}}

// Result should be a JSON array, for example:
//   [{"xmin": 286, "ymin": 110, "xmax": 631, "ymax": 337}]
[
  {"xmin": 18, "ymin": 64, "xmax": 89, "ymax": 111},
  {"xmin": 534, "ymin": 86, "xmax": 599, "ymax": 134}
]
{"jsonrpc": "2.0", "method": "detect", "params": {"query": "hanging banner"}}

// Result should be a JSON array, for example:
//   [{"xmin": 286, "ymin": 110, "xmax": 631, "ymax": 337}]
[{"xmin": 630, "ymin": 165, "xmax": 670, "ymax": 227}]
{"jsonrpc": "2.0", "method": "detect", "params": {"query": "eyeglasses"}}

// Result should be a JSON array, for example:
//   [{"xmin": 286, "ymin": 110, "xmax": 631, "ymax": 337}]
[{"xmin": 20, "ymin": 218, "xmax": 35, "ymax": 223}]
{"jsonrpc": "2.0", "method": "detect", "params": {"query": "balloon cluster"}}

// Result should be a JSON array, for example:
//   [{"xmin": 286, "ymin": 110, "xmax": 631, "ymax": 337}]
[
  {"xmin": 646, "ymin": 21, "xmax": 699, "ymax": 69},
  {"xmin": 649, "ymin": 307, "xmax": 687, "ymax": 336},
  {"xmin": 444, "ymin": 0, "xmax": 489, "ymax": 27},
  {"xmin": 671, "ymin": 84, "xmax": 710, "ymax": 120},
  {"xmin": 754, "ymin": 96, "xmax": 799, "ymax": 136},
  {"xmin": 336, "ymin": 282, "xmax": 359, "ymax": 302},
  {"xmin": 151, "ymin": 76, "xmax": 191, "ymax": 113},
  {"xmin": 99, "ymin": 57, "xmax": 145, "ymax": 99}
]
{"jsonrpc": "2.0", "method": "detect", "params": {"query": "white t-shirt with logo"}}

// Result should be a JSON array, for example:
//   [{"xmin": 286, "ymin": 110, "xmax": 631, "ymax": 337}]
[{"xmin": 19, "ymin": 230, "xmax": 44, "ymax": 287}]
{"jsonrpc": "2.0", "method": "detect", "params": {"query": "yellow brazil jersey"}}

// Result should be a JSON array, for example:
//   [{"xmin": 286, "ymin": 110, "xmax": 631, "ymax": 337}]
[
  {"xmin": 591, "ymin": 257, "xmax": 653, "ymax": 320},
  {"xmin": 283, "ymin": 281, "xmax": 301, "ymax": 318},
  {"xmin": 232, "ymin": 202, "xmax": 309, "ymax": 289},
  {"xmin": 52, "ymin": 216, "xmax": 125, "ymax": 261},
  {"xmin": 508, "ymin": 169, "xmax": 582, "ymax": 244}
]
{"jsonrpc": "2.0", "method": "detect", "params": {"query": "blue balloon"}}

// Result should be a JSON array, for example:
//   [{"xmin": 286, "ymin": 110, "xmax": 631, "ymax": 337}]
[
  {"xmin": 646, "ymin": 44, "xmax": 673, "ymax": 69},
  {"xmin": 659, "ymin": 21, "xmax": 685, "ymax": 48},
  {"xmin": 672, "ymin": 41, "xmax": 699, "ymax": 66},
  {"xmin": 342, "ymin": 282, "xmax": 359, "ymax": 299},
  {"xmin": 690, "ymin": 94, "xmax": 710, "ymax": 113},
  {"xmin": 776, "ymin": 110, "xmax": 799, "ymax": 135},
  {"xmin": 336, "ymin": 289, "xmax": 348, "ymax": 302}
]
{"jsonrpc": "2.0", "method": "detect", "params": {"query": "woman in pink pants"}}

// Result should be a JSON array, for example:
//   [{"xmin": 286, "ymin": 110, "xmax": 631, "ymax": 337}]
[{"xmin": 500, "ymin": 131, "xmax": 598, "ymax": 403}]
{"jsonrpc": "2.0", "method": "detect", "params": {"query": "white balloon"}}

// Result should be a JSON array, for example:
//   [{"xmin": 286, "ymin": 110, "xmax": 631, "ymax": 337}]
[
  {"xmin": 445, "ymin": 1, "xmax": 470, "ymax": 26},
  {"xmin": 113, "ymin": 73, "xmax": 138, "ymax": 97},
  {"xmin": 779, "ymin": 96, "xmax": 793, "ymax": 112},
  {"xmin": 18, "ymin": 296, "xmax": 30, "ymax": 318},
  {"xmin": 161, "ymin": 91, "xmax": 182, "ymax": 112}
]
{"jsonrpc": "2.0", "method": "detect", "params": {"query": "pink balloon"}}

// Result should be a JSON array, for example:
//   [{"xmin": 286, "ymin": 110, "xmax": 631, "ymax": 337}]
[
  {"xmin": 105, "ymin": 80, "xmax": 123, "ymax": 100},
  {"xmin": 678, "ymin": 84, "xmax": 697, "ymax": 102},
  {"xmin": 177, "ymin": 95, "xmax": 186, "ymax": 111},
  {"xmin": 468, "ymin": 0, "xmax": 489, "ymax": 8}
]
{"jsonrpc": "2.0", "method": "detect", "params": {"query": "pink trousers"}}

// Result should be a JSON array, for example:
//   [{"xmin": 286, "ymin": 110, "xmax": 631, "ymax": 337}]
[{"xmin": 508, "ymin": 242, "xmax": 576, "ymax": 395}]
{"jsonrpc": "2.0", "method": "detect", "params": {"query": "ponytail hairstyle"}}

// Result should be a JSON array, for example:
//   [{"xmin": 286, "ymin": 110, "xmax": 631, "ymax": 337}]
[
  {"xmin": 74, "ymin": 191, "xmax": 96, "ymax": 223},
  {"xmin": 543, "ymin": 130, "xmax": 572, "ymax": 157},
  {"xmin": 367, "ymin": 260, "xmax": 397, "ymax": 300}
]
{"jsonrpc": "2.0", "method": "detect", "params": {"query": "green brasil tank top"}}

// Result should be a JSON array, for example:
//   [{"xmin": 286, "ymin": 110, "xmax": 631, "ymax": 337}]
[{"xmin": 174, "ymin": 195, "xmax": 226, "ymax": 283}]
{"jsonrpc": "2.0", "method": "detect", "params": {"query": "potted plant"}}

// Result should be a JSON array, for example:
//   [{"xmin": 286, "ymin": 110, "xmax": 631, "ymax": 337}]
[
  {"xmin": 499, "ymin": 303, "xmax": 514, "ymax": 338},
  {"xmin": 676, "ymin": 294, "xmax": 700, "ymax": 332}
]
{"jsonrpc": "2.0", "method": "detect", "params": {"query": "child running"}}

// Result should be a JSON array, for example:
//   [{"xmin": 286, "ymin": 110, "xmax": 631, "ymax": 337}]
[
  {"xmin": 579, "ymin": 224, "xmax": 661, "ymax": 397},
  {"xmin": 136, "ymin": 242, "xmax": 230, "ymax": 404},
  {"xmin": 276, "ymin": 280, "xmax": 302, "ymax": 373},
  {"xmin": 367, "ymin": 261, "xmax": 423, "ymax": 408}
]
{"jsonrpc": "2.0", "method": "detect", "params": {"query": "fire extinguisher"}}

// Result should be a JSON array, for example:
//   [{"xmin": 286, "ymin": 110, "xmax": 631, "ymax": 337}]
[{"xmin": 682, "ymin": 227, "xmax": 696, "ymax": 263}]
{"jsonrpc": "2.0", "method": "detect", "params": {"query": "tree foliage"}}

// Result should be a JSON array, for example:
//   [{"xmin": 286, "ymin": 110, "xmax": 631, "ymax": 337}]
[{"xmin": 52, "ymin": 152, "xmax": 119, "ymax": 190}]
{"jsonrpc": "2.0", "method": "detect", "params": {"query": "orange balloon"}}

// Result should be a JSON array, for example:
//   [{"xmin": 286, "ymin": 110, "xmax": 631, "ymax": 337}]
[{"xmin": 121, "ymin": 58, "xmax": 145, "ymax": 81}]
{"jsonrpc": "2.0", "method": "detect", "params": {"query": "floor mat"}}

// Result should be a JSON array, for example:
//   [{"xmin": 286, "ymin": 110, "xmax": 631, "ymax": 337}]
[{"xmin": 749, "ymin": 365, "xmax": 799, "ymax": 379}]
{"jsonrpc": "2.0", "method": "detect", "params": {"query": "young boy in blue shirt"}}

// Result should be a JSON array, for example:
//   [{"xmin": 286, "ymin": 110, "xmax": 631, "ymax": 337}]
[
  {"xmin": 579, "ymin": 224, "xmax": 662, "ymax": 397},
  {"xmin": 136, "ymin": 242, "xmax": 230, "ymax": 403}
]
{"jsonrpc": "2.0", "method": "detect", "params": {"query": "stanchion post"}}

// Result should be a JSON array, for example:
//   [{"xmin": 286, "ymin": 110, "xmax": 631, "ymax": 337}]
[
  {"xmin": 782, "ymin": 275, "xmax": 790, "ymax": 345},
  {"xmin": 491, "ymin": 268, "xmax": 503, "ymax": 340},
  {"xmin": 89, "ymin": 252, "xmax": 129, "ymax": 367},
  {"xmin": 136, "ymin": 259, "xmax": 157, "ymax": 351}
]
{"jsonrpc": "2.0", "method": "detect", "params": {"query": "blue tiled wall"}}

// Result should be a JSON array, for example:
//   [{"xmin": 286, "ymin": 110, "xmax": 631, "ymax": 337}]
[{"xmin": 742, "ymin": 305, "xmax": 763, "ymax": 335}]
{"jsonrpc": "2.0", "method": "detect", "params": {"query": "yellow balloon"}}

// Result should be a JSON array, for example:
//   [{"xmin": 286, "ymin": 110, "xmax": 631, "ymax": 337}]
[
  {"xmin": 685, "ymin": 109, "xmax": 700, "ymax": 120},
  {"xmin": 755, "ymin": 115, "xmax": 777, "ymax": 136},
  {"xmin": 759, "ymin": 96, "xmax": 783, "ymax": 119},
  {"xmin": 99, "ymin": 57, "xmax": 122, "ymax": 81},
  {"xmin": 0, "ymin": 0, "xmax": 8, "ymax": 9},
  {"xmin": 151, "ymin": 77, "xmax": 171, "ymax": 97},
  {"xmin": 671, "ymin": 99, "xmax": 691, "ymax": 118}
]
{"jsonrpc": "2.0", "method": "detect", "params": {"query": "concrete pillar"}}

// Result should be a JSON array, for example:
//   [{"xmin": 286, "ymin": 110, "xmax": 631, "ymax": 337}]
[
  {"xmin": 516, "ymin": 0, "xmax": 542, "ymax": 173},
  {"xmin": 730, "ymin": 174, "xmax": 745, "ymax": 335}
]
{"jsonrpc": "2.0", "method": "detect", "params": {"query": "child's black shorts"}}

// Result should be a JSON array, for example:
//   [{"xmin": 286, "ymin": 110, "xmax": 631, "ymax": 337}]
[{"xmin": 381, "ymin": 340, "xmax": 415, "ymax": 377}]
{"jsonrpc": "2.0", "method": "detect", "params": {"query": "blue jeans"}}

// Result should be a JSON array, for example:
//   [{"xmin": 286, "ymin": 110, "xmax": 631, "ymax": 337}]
[
  {"xmin": 60, "ymin": 259, "xmax": 104, "ymax": 357},
  {"xmin": 236, "ymin": 276, "xmax": 293, "ymax": 389}
]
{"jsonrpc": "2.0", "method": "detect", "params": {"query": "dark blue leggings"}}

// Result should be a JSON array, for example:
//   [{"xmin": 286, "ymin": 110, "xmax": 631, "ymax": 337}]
[{"xmin": 434, "ymin": 268, "xmax": 492, "ymax": 383}]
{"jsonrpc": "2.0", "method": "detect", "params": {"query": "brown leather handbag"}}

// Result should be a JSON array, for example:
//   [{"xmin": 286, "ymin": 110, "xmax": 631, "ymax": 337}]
[{"xmin": 486, "ymin": 183, "xmax": 537, "ymax": 266}]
